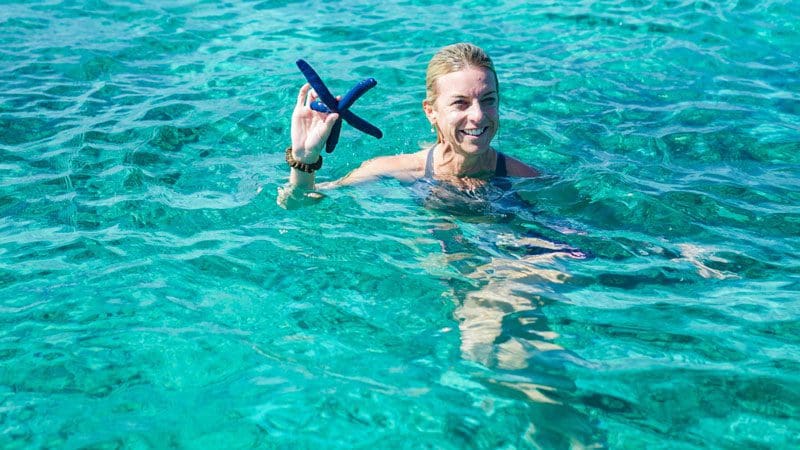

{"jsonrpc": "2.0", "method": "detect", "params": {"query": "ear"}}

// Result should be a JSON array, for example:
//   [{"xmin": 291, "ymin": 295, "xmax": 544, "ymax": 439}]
[{"xmin": 422, "ymin": 99, "xmax": 436, "ymax": 125}]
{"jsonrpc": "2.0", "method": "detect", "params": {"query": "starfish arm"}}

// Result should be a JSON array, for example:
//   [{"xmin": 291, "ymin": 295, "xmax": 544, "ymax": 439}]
[
  {"xmin": 325, "ymin": 118, "xmax": 343, "ymax": 153},
  {"xmin": 295, "ymin": 59, "xmax": 382, "ymax": 143},
  {"xmin": 338, "ymin": 78, "xmax": 377, "ymax": 110},
  {"xmin": 296, "ymin": 59, "xmax": 339, "ymax": 112},
  {"xmin": 341, "ymin": 110, "xmax": 383, "ymax": 139},
  {"xmin": 312, "ymin": 78, "xmax": 377, "ymax": 113},
  {"xmin": 310, "ymin": 99, "xmax": 332, "ymax": 113}
]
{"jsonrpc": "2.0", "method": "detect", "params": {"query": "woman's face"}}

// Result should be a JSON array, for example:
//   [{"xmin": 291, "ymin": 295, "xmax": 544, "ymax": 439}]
[{"xmin": 425, "ymin": 67, "xmax": 499, "ymax": 156}]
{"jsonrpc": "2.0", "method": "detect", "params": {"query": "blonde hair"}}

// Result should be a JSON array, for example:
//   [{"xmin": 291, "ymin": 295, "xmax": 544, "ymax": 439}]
[{"xmin": 425, "ymin": 43, "xmax": 498, "ymax": 105}]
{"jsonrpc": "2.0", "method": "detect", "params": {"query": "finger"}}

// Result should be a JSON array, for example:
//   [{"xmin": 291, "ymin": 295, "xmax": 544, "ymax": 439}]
[
  {"xmin": 306, "ymin": 88, "xmax": 318, "ymax": 108},
  {"xmin": 296, "ymin": 83, "xmax": 310, "ymax": 107},
  {"xmin": 324, "ymin": 113, "xmax": 340, "ymax": 127}
]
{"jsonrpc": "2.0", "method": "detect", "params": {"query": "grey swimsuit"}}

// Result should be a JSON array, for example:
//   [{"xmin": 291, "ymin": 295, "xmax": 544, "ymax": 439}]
[{"xmin": 422, "ymin": 145, "xmax": 508, "ymax": 179}]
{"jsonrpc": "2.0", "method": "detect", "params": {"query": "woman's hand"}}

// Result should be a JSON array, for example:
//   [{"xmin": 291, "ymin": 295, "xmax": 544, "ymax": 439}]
[{"xmin": 290, "ymin": 83, "xmax": 340, "ymax": 163}]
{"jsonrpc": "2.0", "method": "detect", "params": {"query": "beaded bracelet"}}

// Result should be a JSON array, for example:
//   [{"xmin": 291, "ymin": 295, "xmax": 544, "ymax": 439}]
[{"xmin": 285, "ymin": 146, "xmax": 322, "ymax": 173}]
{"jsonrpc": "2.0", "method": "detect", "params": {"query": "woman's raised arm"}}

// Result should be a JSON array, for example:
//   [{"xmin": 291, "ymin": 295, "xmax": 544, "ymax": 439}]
[{"xmin": 277, "ymin": 84, "xmax": 340, "ymax": 208}]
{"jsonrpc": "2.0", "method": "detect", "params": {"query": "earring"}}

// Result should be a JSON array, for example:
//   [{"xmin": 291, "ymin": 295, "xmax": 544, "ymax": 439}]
[{"xmin": 430, "ymin": 124, "xmax": 435, "ymax": 133}]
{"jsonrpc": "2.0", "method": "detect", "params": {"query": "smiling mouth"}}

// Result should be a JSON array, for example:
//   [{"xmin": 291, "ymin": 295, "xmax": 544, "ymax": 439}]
[{"xmin": 461, "ymin": 127, "xmax": 488, "ymax": 137}]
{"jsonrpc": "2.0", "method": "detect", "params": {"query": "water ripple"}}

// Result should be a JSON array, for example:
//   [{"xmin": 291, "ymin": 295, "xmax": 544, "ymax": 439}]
[{"xmin": 2, "ymin": 0, "xmax": 800, "ymax": 448}]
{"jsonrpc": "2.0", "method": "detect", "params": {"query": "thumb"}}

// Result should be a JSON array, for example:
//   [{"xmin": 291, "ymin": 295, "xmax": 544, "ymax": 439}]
[{"xmin": 324, "ymin": 113, "xmax": 340, "ymax": 128}]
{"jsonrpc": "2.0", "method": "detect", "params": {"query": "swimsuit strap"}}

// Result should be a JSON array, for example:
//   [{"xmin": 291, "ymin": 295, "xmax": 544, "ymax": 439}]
[
  {"xmin": 495, "ymin": 152, "xmax": 507, "ymax": 177},
  {"xmin": 425, "ymin": 146, "xmax": 508, "ymax": 178},
  {"xmin": 423, "ymin": 144, "xmax": 436, "ymax": 179}
]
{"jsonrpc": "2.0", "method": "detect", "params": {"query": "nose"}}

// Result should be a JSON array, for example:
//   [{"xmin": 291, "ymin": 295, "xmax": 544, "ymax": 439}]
[{"xmin": 467, "ymin": 100, "xmax": 485, "ymax": 122}]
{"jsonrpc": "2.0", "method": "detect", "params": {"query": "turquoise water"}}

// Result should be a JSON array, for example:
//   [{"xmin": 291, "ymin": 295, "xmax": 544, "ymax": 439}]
[{"xmin": 2, "ymin": 0, "xmax": 799, "ymax": 448}]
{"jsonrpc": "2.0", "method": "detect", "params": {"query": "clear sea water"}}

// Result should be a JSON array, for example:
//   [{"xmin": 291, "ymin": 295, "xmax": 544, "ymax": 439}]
[{"xmin": 1, "ymin": 0, "xmax": 799, "ymax": 448}]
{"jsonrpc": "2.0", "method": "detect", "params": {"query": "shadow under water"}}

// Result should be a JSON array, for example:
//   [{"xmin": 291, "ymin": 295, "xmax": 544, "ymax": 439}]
[{"xmin": 412, "ymin": 177, "xmax": 610, "ymax": 448}]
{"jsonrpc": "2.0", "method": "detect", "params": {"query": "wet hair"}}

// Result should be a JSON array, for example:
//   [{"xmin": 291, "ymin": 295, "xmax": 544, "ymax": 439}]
[{"xmin": 425, "ymin": 43, "xmax": 499, "ymax": 106}]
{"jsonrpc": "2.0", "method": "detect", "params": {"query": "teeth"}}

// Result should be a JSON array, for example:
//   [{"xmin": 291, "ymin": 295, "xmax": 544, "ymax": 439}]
[{"xmin": 462, "ymin": 127, "xmax": 486, "ymax": 136}]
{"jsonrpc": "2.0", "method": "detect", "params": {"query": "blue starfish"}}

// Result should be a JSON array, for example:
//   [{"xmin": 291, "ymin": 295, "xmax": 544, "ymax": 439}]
[{"xmin": 296, "ymin": 59, "xmax": 383, "ymax": 153}]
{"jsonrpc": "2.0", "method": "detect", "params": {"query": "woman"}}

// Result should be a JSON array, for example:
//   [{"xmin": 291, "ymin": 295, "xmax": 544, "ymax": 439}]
[
  {"xmin": 279, "ymin": 43, "xmax": 539, "ymax": 206},
  {"xmin": 279, "ymin": 44, "xmax": 586, "ymax": 406}
]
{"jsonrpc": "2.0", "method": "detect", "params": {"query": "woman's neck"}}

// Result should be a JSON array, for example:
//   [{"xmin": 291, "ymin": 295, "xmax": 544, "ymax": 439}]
[{"xmin": 434, "ymin": 143, "xmax": 496, "ymax": 178}]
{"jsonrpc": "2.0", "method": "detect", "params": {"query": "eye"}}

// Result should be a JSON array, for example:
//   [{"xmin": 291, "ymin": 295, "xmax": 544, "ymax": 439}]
[{"xmin": 481, "ymin": 96, "xmax": 497, "ymax": 105}]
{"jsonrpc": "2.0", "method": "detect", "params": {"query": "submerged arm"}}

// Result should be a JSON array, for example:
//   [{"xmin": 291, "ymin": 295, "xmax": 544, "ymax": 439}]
[{"xmin": 279, "ymin": 153, "xmax": 420, "ymax": 208}]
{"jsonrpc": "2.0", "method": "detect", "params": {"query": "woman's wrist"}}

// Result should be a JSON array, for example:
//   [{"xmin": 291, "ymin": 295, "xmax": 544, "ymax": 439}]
[
  {"xmin": 290, "ymin": 145, "xmax": 320, "ymax": 164},
  {"xmin": 286, "ymin": 146, "xmax": 322, "ymax": 173}
]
